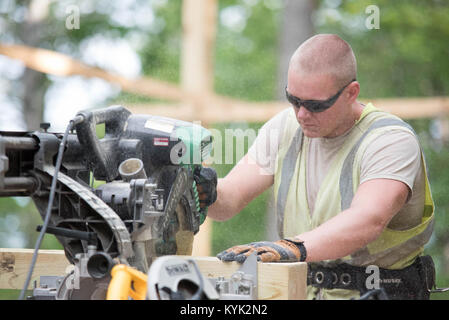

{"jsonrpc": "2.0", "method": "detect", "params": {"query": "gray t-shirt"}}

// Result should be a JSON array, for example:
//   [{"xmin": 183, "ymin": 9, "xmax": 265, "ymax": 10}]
[{"xmin": 248, "ymin": 108, "xmax": 425, "ymax": 230}]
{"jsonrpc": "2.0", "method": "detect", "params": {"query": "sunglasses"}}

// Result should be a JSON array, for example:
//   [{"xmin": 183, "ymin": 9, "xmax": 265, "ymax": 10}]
[{"xmin": 285, "ymin": 79, "xmax": 356, "ymax": 113}]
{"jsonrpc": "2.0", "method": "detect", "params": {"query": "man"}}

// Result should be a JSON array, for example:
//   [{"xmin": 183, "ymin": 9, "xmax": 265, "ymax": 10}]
[{"xmin": 197, "ymin": 34, "xmax": 435, "ymax": 300}]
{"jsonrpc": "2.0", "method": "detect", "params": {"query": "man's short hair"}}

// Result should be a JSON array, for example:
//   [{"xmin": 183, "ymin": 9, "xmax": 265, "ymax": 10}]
[{"xmin": 290, "ymin": 34, "xmax": 357, "ymax": 89}]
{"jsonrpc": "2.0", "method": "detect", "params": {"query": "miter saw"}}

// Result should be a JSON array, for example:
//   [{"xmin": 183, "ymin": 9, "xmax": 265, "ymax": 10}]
[{"xmin": 0, "ymin": 105, "xmax": 214, "ymax": 299}]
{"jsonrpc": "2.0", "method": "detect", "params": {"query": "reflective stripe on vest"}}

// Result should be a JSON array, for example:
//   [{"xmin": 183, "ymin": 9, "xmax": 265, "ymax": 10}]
[
  {"xmin": 274, "ymin": 105, "xmax": 434, "ymax": 269},
  {"xmin": 340, "ymin": 117, "xmax": 415, "ymax": 210},
  {"xmin": 339, "ymin": 118, "xmax": 434, "ymax": 268},
  {"xmin": 276, "ymin": 126, "xmax": 304, "ymax": 239}
]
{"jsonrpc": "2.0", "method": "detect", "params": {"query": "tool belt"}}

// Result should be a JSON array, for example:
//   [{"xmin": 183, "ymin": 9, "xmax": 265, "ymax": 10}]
[{"xmin": 307, "ymin": 255, "xmax": 436, "ymax": 300}]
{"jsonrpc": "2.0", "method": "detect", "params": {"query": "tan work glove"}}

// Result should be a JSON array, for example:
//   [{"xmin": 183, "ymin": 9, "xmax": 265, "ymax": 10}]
[{"xmin": 216, "ymin": 238, "xmax": 306, "ymax": 263}]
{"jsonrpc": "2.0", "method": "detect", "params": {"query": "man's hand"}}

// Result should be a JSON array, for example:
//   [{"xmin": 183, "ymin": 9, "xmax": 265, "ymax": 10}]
[
  {"xmin": 216, "ymin": 238, "xmax": 306, "ymax": 263},
  {"xmin": 194, "ymin": 166, "xmax": 218, "ymax": 208}
]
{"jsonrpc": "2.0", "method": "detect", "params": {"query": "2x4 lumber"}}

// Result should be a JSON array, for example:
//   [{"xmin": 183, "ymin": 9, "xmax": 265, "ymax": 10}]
[
  {"xmin": 127, "ymin": 96, "xmax": 449, "ymax": 123},
  {"xmin": 1, "ymin": 43, "xmax": 448, "ymax": 121},
  {"xmin": 367, "ymin": 96, "xmax": 449, "ymax": 119},
  {"xmin": 186, "ymin": 256, "xmax": 307, "ymax": 300},
  {"xmin": 0, "ymin": 248, "xmax": 70, "ymax": 291},
  {"xmin": 0, "ymin": 44, "xmax": 184, "ymax": 102},
  {"xmin": 0, "ymin": 248, "xmax": 307, "ymax": 300}
]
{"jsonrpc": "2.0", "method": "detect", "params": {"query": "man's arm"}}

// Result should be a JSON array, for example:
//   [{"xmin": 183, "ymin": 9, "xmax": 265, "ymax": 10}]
[
  {"xmin": 205, "ymin": 154, "xmax": 274, "ymax": 221},
  {"xmin": 217, "ymin": 177, "xmax": 410, "ymax": 263},
  {"xmin": 295, "ymin": 178, "xmax": 409, "ymax": 262}
]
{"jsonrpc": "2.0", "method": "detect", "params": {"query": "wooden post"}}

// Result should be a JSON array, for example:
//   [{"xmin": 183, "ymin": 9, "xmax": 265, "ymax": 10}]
[
  {"xmin": 181, "ymin": 0, "xmax": 218, "ymax": 102},
  {"xmin": 192, "ymin": 217, "xmax": 213, "ymax": 256},
  {"xmin": 181, "ymin": 0, "xmax": 218, "ymax": 257}
]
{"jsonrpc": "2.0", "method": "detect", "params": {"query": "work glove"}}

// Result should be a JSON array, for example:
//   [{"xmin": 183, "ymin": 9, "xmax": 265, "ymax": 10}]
[
  {"xmin": 216, "ymin": 238, "xmax": 306, "ymax": 263},
  {"xmin": 193, "ymin": 166, "xmax": 218, "ymax": 208}
]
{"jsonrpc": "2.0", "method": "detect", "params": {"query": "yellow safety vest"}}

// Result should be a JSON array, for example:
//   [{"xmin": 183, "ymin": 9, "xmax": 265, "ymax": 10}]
[{"xmin": 273, "ymin": 103, "xmax": 434, "ymax": 299}]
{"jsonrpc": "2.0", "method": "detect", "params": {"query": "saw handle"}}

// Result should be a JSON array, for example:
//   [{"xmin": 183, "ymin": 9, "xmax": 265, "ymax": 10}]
[
  {"xmin": 107, "ymin": 264, "xmax": 148, "ymax": 300},
  {"xmin": 75, "ymin": 106, "xmax": 131, "ymax": 181}
]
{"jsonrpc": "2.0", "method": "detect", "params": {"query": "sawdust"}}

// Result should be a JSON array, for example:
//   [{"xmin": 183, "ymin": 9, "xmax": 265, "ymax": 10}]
[{"xmin": 0, "ymin": 252, "xmax": 15, "ymax": 273}]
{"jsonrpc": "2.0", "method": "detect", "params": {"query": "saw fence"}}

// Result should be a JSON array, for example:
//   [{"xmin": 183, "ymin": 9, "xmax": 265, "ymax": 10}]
[{"xmin": 0, "ymin": 248, "xmax": 307, "ymax": 300}]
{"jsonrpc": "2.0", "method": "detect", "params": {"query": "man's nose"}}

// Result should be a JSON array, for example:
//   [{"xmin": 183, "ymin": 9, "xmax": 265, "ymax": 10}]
[{"xmin": 295, "ymin": 105, "xmax": 311, "ymax": 121}]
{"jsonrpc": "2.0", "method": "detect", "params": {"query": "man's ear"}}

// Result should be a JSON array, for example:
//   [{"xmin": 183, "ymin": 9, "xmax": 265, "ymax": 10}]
[{"xmin": 346, "ymin": 81, "xmax": 360, "ymax": 104}]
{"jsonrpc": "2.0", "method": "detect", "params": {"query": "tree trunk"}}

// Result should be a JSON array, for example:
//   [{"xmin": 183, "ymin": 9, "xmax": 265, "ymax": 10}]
[
  {"xmin": 18, "ymin": 0, "xmax": 50, "ymax": 130},
  {"xmin": 266, "ymin": 0, "xmax": 316, "ymax": 241},
  {"xmin": 20, "ymin": 68, "xmax": 47, "ymax": 131},
  {"xmin": 276, "ymin": 0, "xmax": 316, "ymax": 100}
]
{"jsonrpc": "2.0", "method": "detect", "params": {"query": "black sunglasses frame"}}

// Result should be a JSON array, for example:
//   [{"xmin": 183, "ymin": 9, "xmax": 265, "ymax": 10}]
[{"xmin": 285, "ymin": 79, "xmax": 356, "ymax": 113}]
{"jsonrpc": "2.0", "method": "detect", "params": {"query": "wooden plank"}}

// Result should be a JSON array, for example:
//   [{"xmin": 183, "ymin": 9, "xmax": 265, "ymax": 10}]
[
  {"xmin": 0, "ymin": 44, "xmax": 185, "ymax": 102},
  {"xmin": 128, "ymin": 96, "xmax": 449, "ymax": 123},
  {"xmin": 0, "ymin": 248, "xmax": 70, "ymax": 290},
  {"xmin": 2, "ymin": 43, "xmax": 449, "ymax": 121},
  {"xmin": 189, "ymin": 256, "xmax": 307, "ymax": 300},
  {"xmin": 366, "ymin": 96, "xmax": 449, "ymax": 119},
  {"xmin": 126, "ymin": 100, "xmax": 287, "ymax": 123},
  {"xmin": 0, "ymin": 249, "xmax": 307, "ymax": 300}
]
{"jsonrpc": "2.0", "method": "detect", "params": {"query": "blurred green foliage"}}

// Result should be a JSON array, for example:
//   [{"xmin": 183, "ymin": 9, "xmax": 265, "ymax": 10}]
[
  {"xmin": 319, "ymin": 0, "xmax": 449, "ymax": 99},
  {"xmin": 214, "ymin": 1, "xmax": 281, "ymax": 100},
  {"xmin": 209, "ymin": 122, "xmax": 270, "ymax": 254}
]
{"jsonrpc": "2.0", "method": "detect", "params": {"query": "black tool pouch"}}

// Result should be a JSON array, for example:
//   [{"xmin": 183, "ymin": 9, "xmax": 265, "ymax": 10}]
[
  {"xmin": 416, "ymin": 255, "xmax": 436, "ymax": 299},
  {"xmin": 376, "ymin": 255, "xmax": 435, "ymax": 300},
  {"xmin": 308, "ymin": 255, "xmax": 437, "ymax": 300}
]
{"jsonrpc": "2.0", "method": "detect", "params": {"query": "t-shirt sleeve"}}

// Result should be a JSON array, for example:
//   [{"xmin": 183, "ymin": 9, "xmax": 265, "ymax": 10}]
[
  {"xmin": 359, "ymin": 129, "xmax": 422, "ymax": 196},
  {"xmin": 247, "ymin": 109, "xmax": 290, "ymax": 175}
]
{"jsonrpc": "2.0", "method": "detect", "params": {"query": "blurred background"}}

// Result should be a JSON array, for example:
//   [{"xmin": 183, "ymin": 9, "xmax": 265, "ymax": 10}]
[{"xmin": 0, "ymin": 0, "xmax": 448, "ymax": 299}]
